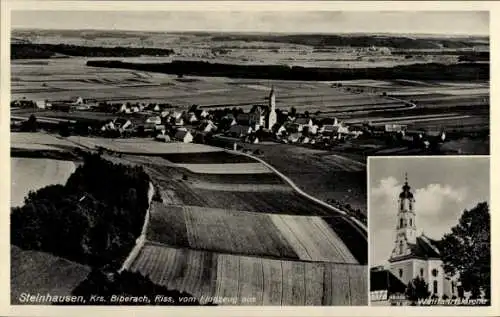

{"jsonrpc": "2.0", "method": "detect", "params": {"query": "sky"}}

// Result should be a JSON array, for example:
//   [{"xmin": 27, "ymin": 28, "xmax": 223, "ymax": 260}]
[
  {"xmin": 369, "ymin": 156, "xmax": 490, "ymax": 267},
  {"xmin": 11, "ymin": 11, "xmax": 489, "ymax": 35}
]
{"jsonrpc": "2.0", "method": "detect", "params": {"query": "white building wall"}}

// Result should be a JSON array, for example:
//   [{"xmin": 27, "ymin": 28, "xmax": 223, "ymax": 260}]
[
  {"xmin": 427, "ymin": 259, "xmax": 444, "ymax": 298},
  {"xmin": 389, "ymin": 260, "xmax": 414, "ymax": 285}
]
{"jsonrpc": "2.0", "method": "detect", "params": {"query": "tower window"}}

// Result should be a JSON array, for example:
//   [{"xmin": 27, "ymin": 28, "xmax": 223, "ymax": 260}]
[
  {"xmin": 433, "ymin": 280, "xmax": 438, "ymax": 294},
  {"xmin": 400, "ymin": 218, "xmax": 404, "ymax": 228},
  {"xmin": 410, "ymin": 219, "xmax": 412, "ymax": 226},
  {"xmin": 420, "ymin": 268, "xmax": 424, "ymax": 277},
  {"xmin": 399, "ymin": 241, "xmax": 404, "ymax": 254},
  {"xmin": 399, "ymin": 269, "xmax": 403, "ymax": 278},
  {"xmin": 432, "ymin": 269, "xmax": 438, "ymax": 277}
]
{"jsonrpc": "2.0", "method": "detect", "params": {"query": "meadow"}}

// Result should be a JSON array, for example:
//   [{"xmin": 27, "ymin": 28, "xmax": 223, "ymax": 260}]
[{"xmin": 11, "ymin": 245, "xmax": 92, "ymax": 304}]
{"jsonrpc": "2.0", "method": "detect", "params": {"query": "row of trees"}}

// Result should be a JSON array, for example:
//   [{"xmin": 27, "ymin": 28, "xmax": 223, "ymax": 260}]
[
  {"xmin": 87, "ymin": 60, "xmax": 489, "ymax": 81},
  {"xmin": 326, "ymin": 199, "xmax": 367, "ymax": 225},
  {"xmin": 11, "ymin": 43, "xmax": 175, "ymax": 59},
  {"xmin": 210, "ymin": 34, "xmax": 482, "ymax": 49}
]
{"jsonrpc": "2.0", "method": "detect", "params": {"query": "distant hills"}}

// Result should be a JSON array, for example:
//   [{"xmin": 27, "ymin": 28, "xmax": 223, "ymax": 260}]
[{"xmin": 12, "ymin": 28, "xmax": 489, "ymax": 50}]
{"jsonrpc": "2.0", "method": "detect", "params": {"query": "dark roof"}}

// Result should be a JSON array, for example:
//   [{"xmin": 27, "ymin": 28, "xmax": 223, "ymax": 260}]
[
  {"xmin": 174, "ymin": 130, "xmax": 191, "ymax": 139},
  {"xmin": 295, "ymin": 117, "xmax": 311, "ymax": 125},
  {"xmin": 370, "ymin": 268, "xmax": 407, "ymax": 293},
  {"xmin": 237, "ymin": 113, "xmax": 262, "ymax": 125},
  {"xmin": 390, "ymin": 235, "xmax": 441, "ymax": 262},
  {"xmin": 410, "ymin": 235, "xmax": 441, "ymax": 258}
]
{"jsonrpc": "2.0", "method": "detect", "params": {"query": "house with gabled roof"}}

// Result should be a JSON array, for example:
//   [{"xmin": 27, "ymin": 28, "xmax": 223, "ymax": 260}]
[{"xmin": 174, "ymin": 130, "xmax": 193, "ymax": 143}]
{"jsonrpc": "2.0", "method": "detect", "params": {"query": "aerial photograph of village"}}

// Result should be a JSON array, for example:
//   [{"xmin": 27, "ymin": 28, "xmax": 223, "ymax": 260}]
[{"xmin": 8, "ymin": 8, "xmax": 489, "ymax": 307}]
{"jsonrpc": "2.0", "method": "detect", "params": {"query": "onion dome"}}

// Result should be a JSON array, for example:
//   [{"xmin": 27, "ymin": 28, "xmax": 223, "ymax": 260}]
[{"xmin": 399, "ymin": 173, "xmax": 414, "ymax": 199}]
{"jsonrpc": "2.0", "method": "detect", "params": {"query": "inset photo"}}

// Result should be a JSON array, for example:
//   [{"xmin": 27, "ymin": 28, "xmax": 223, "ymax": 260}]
[{"xmin": 369, "ymin": 156, "xmax": 490, "ymax": 306}]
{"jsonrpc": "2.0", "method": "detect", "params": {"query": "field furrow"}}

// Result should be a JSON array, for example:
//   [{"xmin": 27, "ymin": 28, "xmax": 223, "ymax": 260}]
[
  {"xmin": 129, "ymin": 245, "xmax": 367, "ymax": 305},
  {"xmin": 328, "ymin": 265, "xmax": 351, "ymax": 306},
  {"xmin": 237, "ymin": 256, "xmax": 255, "ymax": 305},
  {"xmin": 269, "ymin": 215, "xmax": 312, "ymax": 261},
  {"xmin": 262, "ymin": 259, "xmax": 283, "ymax": 305},
  {"xmin": 309, "ymin": 217, "xmax": 358, "ymax": 264},
  {"xmin": 347, "ymin": 265, "xmax": 368, "ymax": 305},
  {"xmin": 147, "ymin": 203, "xmax": 190, "ymax": 247},
  {"xmin": 291, "ymin": 262, "xmax": 306, "ymax": 305},
  {"xmin": 304, "ymin": 262, "xmax": 324, "ymax": 306},
  {"xmin": 280, "ymin": 216, "xmax": 323, "ymax": 261}
]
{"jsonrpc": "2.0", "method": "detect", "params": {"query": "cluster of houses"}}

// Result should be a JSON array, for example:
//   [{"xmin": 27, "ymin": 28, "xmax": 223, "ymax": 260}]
[{"xmin": 12, "ymin": 88, "xmax": 447, "ymax": 149}]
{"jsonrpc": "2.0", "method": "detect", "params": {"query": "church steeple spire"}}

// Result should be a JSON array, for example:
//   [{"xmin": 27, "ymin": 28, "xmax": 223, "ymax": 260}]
[
  {"xmin": 390, "ymin": 172, "xmax": 417, "ymax": 259},
  {"xmin": 400, "ymin": 172, "xmax": 413, "ymax": 200},
  {"xmin": 267, "ymin": 86, "xmax": 277, "ymax": 130}
]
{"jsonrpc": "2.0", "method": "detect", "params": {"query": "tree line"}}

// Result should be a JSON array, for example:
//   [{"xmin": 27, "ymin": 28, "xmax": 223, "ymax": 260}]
[
  {"xmin": 11, "ymin": 43, "xmax": 175, "ymax": 59},
  {"xmin": 210, "ymin": 34, "xmax": 484, "ymax": 50},
  {"xmin": 87, "ymin": 60, "xmax": 489, "ymax": 81}
]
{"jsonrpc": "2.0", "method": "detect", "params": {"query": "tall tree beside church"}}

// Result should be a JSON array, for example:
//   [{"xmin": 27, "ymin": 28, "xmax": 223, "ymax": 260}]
[
  {"xmin": 438, "ymin": 202, "xmax": 490, "ymax": 300},
  {"xmin": 406, "ymin": 276, "xmax": 430, "ymax": 304}
]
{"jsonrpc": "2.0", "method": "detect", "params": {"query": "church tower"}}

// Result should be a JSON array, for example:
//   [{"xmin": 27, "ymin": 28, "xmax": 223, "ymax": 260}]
[
  {"xmin": 267, "ymin": 86, "xmax": 277, "ymax": 130},
  {"xmin": 390, "ymin": 173, "xmax": 417, "ymax": 259}
]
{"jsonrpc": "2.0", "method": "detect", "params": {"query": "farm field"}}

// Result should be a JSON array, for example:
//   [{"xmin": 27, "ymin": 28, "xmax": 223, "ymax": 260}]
[
  {"xmin": 161, "ymin": 151, "xmax": 257, "ymax": 164},
  {"xmin": 241, "ymin": 143, "xmax": 367, "ymax": 211},
  {"xmin": 11, "ymin": 157, "xmax": 76, "ymax": 208},
  {"xmin": 175, "ymin": 163, "xmax": 271, "ymax": 174},
  {"xmin": 156, "ymin": 183, "xmax": 334, "ymax": 215},
  {"xmin": 121, "ymin": 159, "xmax": 286, "ymax": 185},
  {"xmin": 66, "ymin": 136, "xmax": 220, "ymax": 154},
  {"xmin": 11, "ymin": 245, "xmax": 91, "ymax": 304},
  {"xmin": 11, "ymin": 132, "xmax": 82, "ymax": 151},
  {"xmin": 11, "ymin": 58, "xmax": 488, "ymax": 121},
  {"xmin": 147, "ymin": 203, "xmax": 358, "ymax": 263},
  {"xmin": 129, "ymin": 243, "xmax": 367, "ymax": 305}
]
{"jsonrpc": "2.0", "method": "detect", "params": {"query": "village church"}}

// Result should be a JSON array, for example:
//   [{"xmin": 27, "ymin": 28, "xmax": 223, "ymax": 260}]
[{"xmin": 387, "ymin": 174, "xmax": 459, "ymax": 299}]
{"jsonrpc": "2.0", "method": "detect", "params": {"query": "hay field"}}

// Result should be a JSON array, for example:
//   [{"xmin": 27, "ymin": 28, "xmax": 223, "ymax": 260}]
[
  {"xmin": 11, "ymin": 157, "xmax": 76, "ymax": 208},
  {"xmin": 67, "ymin": 136, "xmax": 220, "ymax": 154},
  {"xmin": 11, "ymin": 245, "xmax": 91, "ymax": 304},
  {"xmin": 146, "ymin": 203, "xmax": 358, "ymax": 263},
  {"xmin": 129, "ymin": 244, "xmax": 367, "ymax": 305},
  {"xmin": 11, "ymin": 132, "xmax": 81, "ymax": 151},
  {"xmin": 175, "ymin": 163, "xmax": 271, "ymax": 174},
  {"xmin": 125, "ymin": 159, "xmax": 285, "ymax": 185}
]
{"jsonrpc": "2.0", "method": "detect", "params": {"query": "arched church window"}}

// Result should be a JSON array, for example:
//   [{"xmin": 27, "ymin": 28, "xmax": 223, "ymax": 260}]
[
  {"xmin": 433, "ymin": 280, "xmax": 438, "ymax": 294},
  {"xmin": 432, "ymin": 269, "xmax": 438, "ymax": 277},
  {"xmin": 399, "ymin": 269, "xmax": 403, "ymax": 278},
  {"xmin": 420, "ymin": 268, "xmax": 424, "ymax": 277},
  {"xmin": 399, "ymin": 241, "xmax": 403, "ymax": 254},
  {"xmin": 400, "ymin": 218, "xmax": 404, "ymax": 228},
  {"xmin": 410, "ymin": 219, "xmax": 412, "ymax": 226}
]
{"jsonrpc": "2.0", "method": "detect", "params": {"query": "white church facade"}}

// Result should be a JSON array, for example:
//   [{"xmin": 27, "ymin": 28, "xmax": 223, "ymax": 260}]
[{"xmin": 387, "ymin": 174, "xmax": 459, "ymax": 300}]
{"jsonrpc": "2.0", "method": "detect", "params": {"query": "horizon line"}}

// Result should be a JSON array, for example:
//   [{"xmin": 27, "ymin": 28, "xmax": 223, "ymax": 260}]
[{"xmin": 11, "ymin": 27, "xmax": 490, "ymax": 38}]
